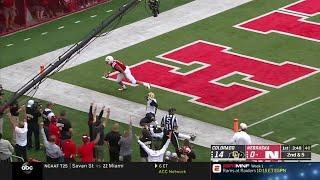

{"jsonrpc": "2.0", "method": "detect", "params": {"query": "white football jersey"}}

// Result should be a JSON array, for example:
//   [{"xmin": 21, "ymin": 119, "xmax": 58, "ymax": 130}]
[
  {"xmin": 146, "ymin": 98, "xmax": 157, "ymax": 114},
  {"xmin": 231, "ymin": 131, "xmax": 252, "ymax": 145}
]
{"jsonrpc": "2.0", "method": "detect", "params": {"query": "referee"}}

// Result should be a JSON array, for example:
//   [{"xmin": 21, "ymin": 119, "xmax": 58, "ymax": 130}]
[{"xmin": 161, "ymin": 108, "xmax": 179, "ymax": 152}]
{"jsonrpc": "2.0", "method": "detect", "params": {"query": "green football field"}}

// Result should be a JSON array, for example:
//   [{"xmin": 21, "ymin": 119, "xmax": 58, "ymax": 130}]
[
  {"xmin": 51, "ymin": 0, "xmax": 320, "ymax": 153},
  {"xmin": 1, "ymin": 0, "xmax": 320, "ymax": 159},
  {"xmin": 0, "ymin": 0, "xmax": 193, "ymax": 68}
]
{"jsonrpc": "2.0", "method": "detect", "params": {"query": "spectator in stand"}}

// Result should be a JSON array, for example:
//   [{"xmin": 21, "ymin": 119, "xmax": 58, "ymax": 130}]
[
  {"xmin": 119, "ymin": 118, "xmax": 133, "ymax": 162},
  {"xmin": 136, "ymin": 131, "xmax": 171, "ymax": 162},
  {"xmin": 47, "ymin": 0, "xmax": 57, "ymax": 17},
  {"xmin": 57, "ymin": 110, "xmax": 72, "ymax": 145},
  {"xmin": 30, "ymin": 0, "xmax": 44, "ymax": 21},
  {"xmin": 78, "ymin": 133, "xmax": 100, "ymax": 162},
  {"xmin": 40, "ymin": 0, "xmax": 50, "ymax": 18},
  {"xmin": 231, "ymin": 123, "xmax": 252, "ymax": 145},
  {"xmin": 92, "ymin": 105, "xmax": 110, "ymax": 162},
  {"xmin": 9, "ymin": 100, "xmax": 22, "ymax": 144},
  {"xmin": 7, "ymin": 105, "xmax": 28, "ymax": 162},
  {"xmin": 139, "ymin": 128, "xmax": 152, "ymax": 162},
  {"xmin": 0, "ymin": 133, "xmax": 14, "ymax": 162},
  {"xmin": 79, "ymin": 0, "xmax": 88, "ymax": 8},
  {"xmin": 61, "ymin": 132, "xmax": 76, "ymax": 162},
  {"xmin": 105, "ymin": 123, "xmax": 121, "ymax": 163},
  {"xmin": 26, "ymin": 100, "xmax": 42, "ymax": 150},
  {"xmin": 40, "ymin": 122, "xmax": 64, "ymax": 162},
  {"xmin": 48, "ymin": 115, "xmax": 60, "ymax": 146},
  {"xmin": 42, "ymin": 102, "xmax": 55, "ymax": 139},
  {"xmin": 178, "ymin": 139, "xmax": 196, "ymax": 162},
  {"xmin": 0, "ymin": 85, "xmax": 4, "ymax": 134},
  {"xmin": 63, "ymin": 0, "xmax": 75, "ymax": 12},
  {"xmin": 58, "ymin": 0, "xmax": 68, "ymax": 13},
  {"xmin": 87, "ymin": 102, "xmax": 97, "ymax": 140},
  {"xmin": 1, "ymin": 0, "xmax": 16, "ymax": 31}
]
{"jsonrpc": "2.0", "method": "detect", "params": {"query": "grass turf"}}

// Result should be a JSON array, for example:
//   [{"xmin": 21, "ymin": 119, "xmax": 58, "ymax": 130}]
[
  {"xmin": 51, "ymin": 0, "xmax": 320, "ymax": 153},
  {"xmin": 0, "ymin": 0, "xmax": 193, "ymax": 68},
  {"xmin": 1, "ymin": 90, "xmax": 210, "ymax": 162}
]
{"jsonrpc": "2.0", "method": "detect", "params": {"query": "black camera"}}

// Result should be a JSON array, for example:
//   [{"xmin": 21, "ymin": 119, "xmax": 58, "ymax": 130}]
[{"xmin": 148, "ymin": 0, "xmax": 160, "ymax": 17}]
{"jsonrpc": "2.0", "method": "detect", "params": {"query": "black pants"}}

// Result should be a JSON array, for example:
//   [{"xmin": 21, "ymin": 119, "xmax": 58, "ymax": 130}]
[
  {"xmin": 15, "ymin": 144, "xmax": 27, "ymax": 162},
  {"xmin": 122, "ymin": 155, "xmax": 132, "ymax": 163},
  {"xmin": 109, "ymin": 150, "xmax": 119, "ymax": 163},
  {"xmin": 139, "ymin": 113, "xmax": 155, "ymax": 126},
  {"xmin": 162, "ymin": 130, "xmax": 179, "ymax": 152},
  {"xmin": 44, "ymin": 125, "xmax": 49, "ymax": 140},
  {"xmin": 27, "ymin": 123, "xmax": 40, "ymax": 150}
]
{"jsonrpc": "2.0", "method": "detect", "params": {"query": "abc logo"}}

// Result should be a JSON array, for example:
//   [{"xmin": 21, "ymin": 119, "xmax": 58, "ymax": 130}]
[
  {"xmin": 212, "ymin": 164, "xmax": 222, "ymax": 173},
  {"xmin": 21, "ymin": 162, "xmax": 33, "ymax": 174}
]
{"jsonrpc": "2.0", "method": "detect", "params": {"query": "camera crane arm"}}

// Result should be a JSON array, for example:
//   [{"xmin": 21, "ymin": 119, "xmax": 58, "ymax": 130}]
[{"xmin": 0, "ymin": 0, "xmax": 142, "ymax": 114}]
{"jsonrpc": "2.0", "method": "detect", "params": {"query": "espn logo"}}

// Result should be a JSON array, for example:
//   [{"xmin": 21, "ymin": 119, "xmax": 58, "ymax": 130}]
[{"xmin": 212, "ymin": 164, "xmax": 222, "ymax": 173}]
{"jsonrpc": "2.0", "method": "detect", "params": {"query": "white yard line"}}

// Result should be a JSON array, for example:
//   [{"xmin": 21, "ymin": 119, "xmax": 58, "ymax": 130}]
[
  {"xmin": 283, "ymin": 137, "xmax": 296, "ymax": 144},
  {"xmin": 248, "ymin": 97, "xmax": 320, "ymax": 127},
  {"xmin": 5, "ymin": 44, "xmax": 13, "ymax": 47},
  {"xmin": 41, "ymin": 32, "xmax": 48, "ymax": 35},
  {"xmin": 58, "ymin": 26, "xmax": 65, "ymax": 30},
  {"xmin": 24, "ymin": 38, "xmax": 31, "ymax": 41},
  {"xmin": 106, "ymin": 10, "xmax": 113, "ymax": 13},
  {"xmin": 311, "ymin": 144, "xmax": 319, "ymax": 148},
  {"xmin": 261, "ymin": 131, "xmax": 274, "ymax": 137},
  {"xmin": 74, "ymin": 20, "xmax": 81, "ymax": 24},
  {"xmin": 90, "ymin": 15, "xmax": 97, "ymax": 18}
]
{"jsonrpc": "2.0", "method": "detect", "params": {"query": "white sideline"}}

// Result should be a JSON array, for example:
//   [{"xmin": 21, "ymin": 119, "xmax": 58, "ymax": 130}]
[{"xmin": 248, "ymin": 96, "xmax": 320, "ymax": 127}]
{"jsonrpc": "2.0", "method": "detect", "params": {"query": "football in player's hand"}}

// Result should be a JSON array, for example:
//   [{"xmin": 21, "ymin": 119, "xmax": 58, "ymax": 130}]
[{"xmin": 104, "ymin": 73, "xmax": 109, "ymax": 78}]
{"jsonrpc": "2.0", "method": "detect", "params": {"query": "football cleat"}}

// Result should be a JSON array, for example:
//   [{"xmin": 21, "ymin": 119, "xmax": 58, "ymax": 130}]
[
  {"xmin": 118, "ymin": 85, "xmax": 127, "ymax": 91},
  {"xmin": 145, "ymin": 83, "xmax": 151, "ymax": 89}
]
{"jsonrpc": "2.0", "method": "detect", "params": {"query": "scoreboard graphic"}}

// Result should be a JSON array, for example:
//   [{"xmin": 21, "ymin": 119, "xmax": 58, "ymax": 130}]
[{"xmin": 211, "ymin": 145, "xmax": 311, "ymax": 161}]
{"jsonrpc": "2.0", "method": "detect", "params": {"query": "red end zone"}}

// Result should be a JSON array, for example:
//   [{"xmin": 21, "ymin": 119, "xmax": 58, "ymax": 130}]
[
  {"xmin": 235, "ymin": 0, "xmax": 320, "ymax": 42},
  {"xmin": 236, "ymin": 11, "xmax": 320, "ymax": 42},
  {"xmin": 108, "ymin": 41, "xmax": 318, "ymax": 111},
  {"xmin": 282, "ymin": 0, "xmax": 320, "ymax": 16}
]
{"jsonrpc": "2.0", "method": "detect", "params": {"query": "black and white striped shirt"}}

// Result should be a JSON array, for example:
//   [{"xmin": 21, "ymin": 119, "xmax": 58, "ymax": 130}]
[{"xmin": 161, "ymin": 114, "xmax": 178, "ymax": 131}]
